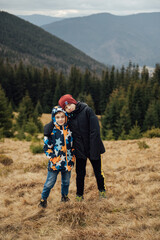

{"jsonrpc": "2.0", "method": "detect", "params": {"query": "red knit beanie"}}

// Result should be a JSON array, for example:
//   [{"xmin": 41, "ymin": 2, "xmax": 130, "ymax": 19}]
[{"xmin": 58, "ymin": 94, "xmax": 77, "ymax": 110}]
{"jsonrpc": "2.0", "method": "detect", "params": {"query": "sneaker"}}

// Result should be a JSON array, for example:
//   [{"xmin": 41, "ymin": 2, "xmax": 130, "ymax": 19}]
[
  {"xmin": 61, "ymin": 195, "xmax": 70, "ymax": 202},
  {"xmin": 75, "ymin": 195, "xmax": 84, "ymax": 202},
  {"xmin": 38, "ymin": 199, "xmax": 47, "ymax": 208},
  {"xmin": 99, "ymin": 190, "xmax": 107, "ymax": 199}
]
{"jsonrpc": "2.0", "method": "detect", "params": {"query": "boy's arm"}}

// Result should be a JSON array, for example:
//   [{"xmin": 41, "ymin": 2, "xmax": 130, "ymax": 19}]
[
  {"xmin": 44, "ymin": 136, "xmax": 58, "ymax": 160},
  {"xmin": 43, "ymin": 121, "xmax": 56, "ymax": 159},
  {"xmin": 44, "ymin": 136, "xmax": 53, "ymax": 158},
  {"xmin": 44, "ymin": 121, "xmax": 54, "ymax": 136},
  {"xmin": 87, "ymin": 107, "xmax": 105, "ymax": 159}
]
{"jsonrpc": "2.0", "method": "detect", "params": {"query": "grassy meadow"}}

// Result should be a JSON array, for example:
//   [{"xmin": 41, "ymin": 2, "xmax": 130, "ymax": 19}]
[{"xmin": 0, "ymin": 115, "xmax": 160, "ymax": 239}]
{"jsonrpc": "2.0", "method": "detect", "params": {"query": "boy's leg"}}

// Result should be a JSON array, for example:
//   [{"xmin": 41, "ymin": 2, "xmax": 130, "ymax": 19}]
[
  {"xmin": 61, "ymin": 170, "xmax": 71, "ymax": 197},
  {"xmin": 41, "ymin": 170, "xmax": 59, "ymax": 200},
  {"xmin": 90, "ymin": 156, "xmax": 106, "ymax": 192},
  {"xmin": 76, "ymin": 158, "xmax": 87, "ymax": 197}
]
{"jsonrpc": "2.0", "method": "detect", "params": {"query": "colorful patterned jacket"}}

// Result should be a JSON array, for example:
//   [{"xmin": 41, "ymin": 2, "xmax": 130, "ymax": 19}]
[{"xmin": 44, "ymin": 106, "xmax": 75, "ymax": 172}]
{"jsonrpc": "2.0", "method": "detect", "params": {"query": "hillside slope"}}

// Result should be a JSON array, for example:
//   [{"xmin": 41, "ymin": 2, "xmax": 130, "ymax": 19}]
[
  {"xmin": 42, "ymin": 12, "xmax": 160, "ymax": 67},
  {"xmin": 0, "ymin": 11, "xmax": 105, "ymax": 73},
  {"xmin": 0, "ymin": 137, "xmax": 160, "ymax": 239}
]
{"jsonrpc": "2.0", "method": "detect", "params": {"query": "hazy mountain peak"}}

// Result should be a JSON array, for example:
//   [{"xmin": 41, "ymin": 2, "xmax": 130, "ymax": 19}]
[
  {"xmin": 42, "ymin": 12, "xmax": 160, "ymax": 68},
  {"xmin": 18, "ymin": 14, "xmax": 64, "ymax": 26}
]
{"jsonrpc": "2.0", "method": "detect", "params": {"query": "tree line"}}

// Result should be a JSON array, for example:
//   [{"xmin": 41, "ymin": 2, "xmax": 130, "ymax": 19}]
[{"xmin": 0, "ymin": 58, "xmax": 160, "ymax": 139}]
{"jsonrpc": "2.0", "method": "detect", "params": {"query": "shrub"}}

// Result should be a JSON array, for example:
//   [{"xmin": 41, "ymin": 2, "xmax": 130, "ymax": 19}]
[
  {"xmin": 31, "ymin": 135, "xmax": 41, "ymax": 142},
  {"xmin": 25, "ymin": 134, "xmax": 32, "ymax": 141},
  {"xmin": 143, "ymin": 128, "xmax": 160, "ymax": 138},
  {"xmin": 105, "ymin": 130, "xmax": 115, "ymax": 140},
  {"xmin": 137, "ymin": 141, "xmax": 149, "ymax": 149},
  {"xmin": 30, "ymin": 143, "xmax": 44, "ymax": 154},
  {"xmin": 128, "ymin": 122, "xmax": 141, "ymax": 139},
  {"xmin": 0, "ymin": 155, "xmax": 13, "ymax": 166},
  {"xmin": 25, "ymin": 119, "xmax": 38, "ymax": 135},
  {"xmin": 0, "ymin": 128, "xmax": 4, "ymax": 141},
  {"xmin": 14, "ymin": 129, "xmax": 26, "ymax": 140},
  {"xmin": 0, "ymin": 85, "xmax": 13, "ymax": 137},
  {"xmin": 118, "ymin": 130, "xmax": 127, "ymax": 140}
]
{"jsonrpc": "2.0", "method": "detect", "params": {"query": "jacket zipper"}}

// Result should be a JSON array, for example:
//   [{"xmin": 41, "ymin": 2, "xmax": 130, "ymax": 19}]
[{"xmin": 63, "ymin": 126, "xmax": 68, "ymax": 167}]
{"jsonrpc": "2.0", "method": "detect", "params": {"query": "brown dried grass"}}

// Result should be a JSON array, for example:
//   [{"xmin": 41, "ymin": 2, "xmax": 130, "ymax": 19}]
[{"xmin": 0, "ymin": 137, "xmax": 160, "ymax": 240}]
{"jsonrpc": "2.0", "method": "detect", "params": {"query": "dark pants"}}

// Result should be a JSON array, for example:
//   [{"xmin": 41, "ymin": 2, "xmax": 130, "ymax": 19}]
[{"xmin": 76, "ymin": 156, "xmax": 106, "ymax": 196}]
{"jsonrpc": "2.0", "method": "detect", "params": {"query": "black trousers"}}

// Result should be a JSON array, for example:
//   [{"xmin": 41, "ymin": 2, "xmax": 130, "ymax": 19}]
[{"xmin": 76, "ymin": 156, "xmax": 106, "ymax": 196}]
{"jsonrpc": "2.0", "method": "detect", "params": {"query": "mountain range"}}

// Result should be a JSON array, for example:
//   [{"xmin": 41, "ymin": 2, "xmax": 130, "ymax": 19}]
[
  {"xmin": 41, "ymin": 12, "xmax": 160, "ymax": 68},
  {"xmin": 18, "ymin": 14, "xmax": 63, "ymax": 26},
  {"xmin": 0, "ymin": 11, "xmax": 105, "ymax": 73}
]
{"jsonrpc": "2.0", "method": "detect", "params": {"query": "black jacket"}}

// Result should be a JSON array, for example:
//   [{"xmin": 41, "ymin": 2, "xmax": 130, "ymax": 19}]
[
  {"xmin": 67, "ymin": 102, "xmax": 105, "ymax": 160},
  {"xmin": 44, "ymin": 102, "xmax": 105, "ymax": 160}
]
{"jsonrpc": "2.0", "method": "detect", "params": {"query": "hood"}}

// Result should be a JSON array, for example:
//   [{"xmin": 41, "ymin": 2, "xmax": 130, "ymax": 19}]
[
  {"xmin": 68, "ymin": 101, "xmax": 88, "ymax": 119},
  {"xmin": 51, "ymin": 106, "xmax": 68, "ymax": 126},
  {"xmin": 75, "ymin": 102, "xmax": 88, "ymax": 113}
]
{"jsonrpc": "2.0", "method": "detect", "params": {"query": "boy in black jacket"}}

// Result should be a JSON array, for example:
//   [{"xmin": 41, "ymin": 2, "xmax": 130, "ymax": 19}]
[{"xmin": 58, "ymin": 94, "xmax": 106, "ymax": 201}]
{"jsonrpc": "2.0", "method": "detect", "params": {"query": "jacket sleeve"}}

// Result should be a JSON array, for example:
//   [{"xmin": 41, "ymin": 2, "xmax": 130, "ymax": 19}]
[
  {"xmin": 44, "ymin": 121, "xmax": 54, "ymax": 136},
  {"xmin": 43, "ymin": 121, "xmax": 56, "ymax": 159},
  {"xmin": 87, "ymin": 108, "xmax": 105, "ymax": 159},
  {"xmin": 43, "ymin": 136, "xmax": 56, "ymax": 159},
  {"xmin": 68, "ymin": 132, "xmax": 76, "ymax": 166}
]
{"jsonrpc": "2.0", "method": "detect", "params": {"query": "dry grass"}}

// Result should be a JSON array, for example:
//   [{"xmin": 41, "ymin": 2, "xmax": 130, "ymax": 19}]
[
  {"xmin": 41, "ymin": 113, "xmax": 52, "ymax": 126},
  {"xmin": 0, "ymin": 137, "xmax": 160, "ymax": 240}
]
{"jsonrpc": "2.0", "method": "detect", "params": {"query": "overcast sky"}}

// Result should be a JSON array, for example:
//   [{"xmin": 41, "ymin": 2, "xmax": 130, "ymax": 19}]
[{"xmin": 1, "ymin": 0, "xmax": 160, "ymax": 17}]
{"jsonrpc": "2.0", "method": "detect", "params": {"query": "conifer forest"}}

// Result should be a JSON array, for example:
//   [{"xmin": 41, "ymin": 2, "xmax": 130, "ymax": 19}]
[{"xmin": 0, "ymin": 58, "xmax": 160, "ymax": 140}]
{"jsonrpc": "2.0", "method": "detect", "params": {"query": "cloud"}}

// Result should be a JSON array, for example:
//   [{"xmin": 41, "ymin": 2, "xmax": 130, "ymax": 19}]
[{"xmin": 1, "ymin": 0, "xmax": 160, "ymax": 17}]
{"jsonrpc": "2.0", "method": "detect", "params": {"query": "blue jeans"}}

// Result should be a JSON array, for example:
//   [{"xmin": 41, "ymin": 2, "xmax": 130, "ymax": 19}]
[{"xmin": 41, "ymin": 170, "xmax": 71, "ymax": 200}]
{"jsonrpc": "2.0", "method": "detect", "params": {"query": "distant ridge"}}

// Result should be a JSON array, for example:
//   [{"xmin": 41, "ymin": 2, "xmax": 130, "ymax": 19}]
[
  {"xmin": 0, "ymin": 11, "xmax": 105, "ymax": 73},
  {"xmin": 18, "ymin": 14, "xmax": 63, "ymax": 26},
  {"xmin": 42, "ymin": 12, "xmax": 160, "ymax": 67}
]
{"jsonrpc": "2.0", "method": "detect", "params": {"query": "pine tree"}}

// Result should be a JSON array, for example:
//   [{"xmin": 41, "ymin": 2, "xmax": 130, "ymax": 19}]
[
  {"xmin": 141, "ymin": 66, "xmax": 149, "ymax": 83},
  {"xmin": 102, "ymin": 88, "xmax": 128, "ymax": 139},
  {"xmin": 127, "ymin": 82, "xmax": 145, "ymax": 128},
  {"xmin": 131, "ymin": 64, "xmax": 140, "ymax": 81},
  {"xmin": 85, "ymin": 94, "xmax": 95, "ymax": 112},
  {"xmin": 28, "ymin": 66, "xmax": 40, "ymax": 106},
  {"xmin": 53, "ymin": 71, "xmax": 66, "ymax": 106},
  {"xmin": 16, "ymin": 92, "xmax": 43, "ymax": 133},
  {"xmin": 128, "ymin": 121, "xmax": 141, "ymax": 139},
  {"xmin": 152, "ymin": 64, "xmax": 160, "ymax": 84},
  {"xmin": 117, "ymin": 104, "xmax": 131, "ymax": 136},
  {"xmin": 81, "ymin": 68, "xmax": 91, "ymax": 94},
  {"xmin": 67, "ymin": 65, "xmax": 82, "ymax": 98},
  {"xmin": 119, "ymin": 65, "xmax": 125, "ymax": 88},
  {"xmin": 89, "ymin": 74, "xmax": 101, "ymax": 114},
  {"xmin": 0, "ymin": 85, "xmax": 12, "ymax": 137},
  {"xmin": 35, "ymin": 101, "xmax": 43, "ymax": 117},
  {"xmin": 100, "ymin": 68, "xmax": 111, "ymax": 113},
  {"xmin": 13, "ymin": 61, "xmax": 27, "ymax": 106},
  {"xmin": 143, "ymin": 101, "xmax": 159, "ymax": 130},
  {"xmin": 16, "ymin": 92, "xmax": 34, "ymax": 128}
]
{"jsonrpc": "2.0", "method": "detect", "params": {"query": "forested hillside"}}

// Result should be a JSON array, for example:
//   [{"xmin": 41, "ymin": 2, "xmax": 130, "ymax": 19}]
[
  {"xmin": 42, "ymin": 12, "xmax": 160, "ymax": 67},
  {"xmin": 0, "ymin": 11, "xmax": 105, "ymax": 73},
  {"xmin": 0, "ymin": 58, "xmax": 160, "ymax": 139}
]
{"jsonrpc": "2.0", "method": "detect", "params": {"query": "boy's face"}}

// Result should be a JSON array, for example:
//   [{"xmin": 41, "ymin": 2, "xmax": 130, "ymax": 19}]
[
  {"xmin": 65, "ymin": 103, "xmax": 76, "ymax": 113},
  {"xmin": 55, "ymin": 112, "xmax": 66, "ymax": 125}
]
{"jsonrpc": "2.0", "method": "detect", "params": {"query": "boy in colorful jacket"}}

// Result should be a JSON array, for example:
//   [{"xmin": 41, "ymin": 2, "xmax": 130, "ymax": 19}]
[{"xmin": 39, "ymin": 106, "xmax": 76, "ymax": 208}]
